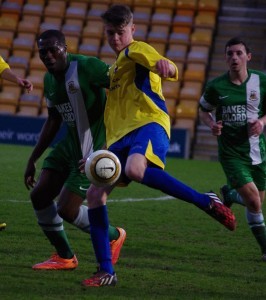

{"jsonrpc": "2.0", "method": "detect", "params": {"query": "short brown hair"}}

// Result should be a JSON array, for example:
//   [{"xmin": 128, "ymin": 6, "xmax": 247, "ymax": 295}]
[{"xmin": 101, "ymin": 4, "xmax": 133, "ymax": 28}]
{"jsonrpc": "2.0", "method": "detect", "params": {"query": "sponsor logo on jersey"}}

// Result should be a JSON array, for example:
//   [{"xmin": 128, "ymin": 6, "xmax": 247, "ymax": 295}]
[
  {"xmin": 68, "ymin": 80, "xmax": 78, "ymax": 94},
  {"xmin": 249, "ymin": 90, "xmax": 258, "ymax": 101}
]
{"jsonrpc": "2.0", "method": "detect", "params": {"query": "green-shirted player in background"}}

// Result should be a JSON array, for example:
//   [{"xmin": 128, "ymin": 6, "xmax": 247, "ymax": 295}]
[
  {"xmin": 199, "ymin": 37, "xmax": 266, "ymax": 261},
  {"xmin": 24, "ymin": 30, "xmax": 126, "ymax": 270},
  {"xmin": 0, "ymin": 56, "xmax": 33, "ymax": 231}
]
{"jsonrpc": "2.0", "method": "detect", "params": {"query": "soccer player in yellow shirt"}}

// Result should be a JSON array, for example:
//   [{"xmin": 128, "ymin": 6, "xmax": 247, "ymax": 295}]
[
  {"xmin": 0, "ymin": 56, "xmax": 32, "ymax": 92},
  {"xmin": 82, "ymin": 5, "xmax": 236, "ymax": 287},
  {"xmin": 0, "ymin": 56, "xmax": 33, "ymax": 231}
]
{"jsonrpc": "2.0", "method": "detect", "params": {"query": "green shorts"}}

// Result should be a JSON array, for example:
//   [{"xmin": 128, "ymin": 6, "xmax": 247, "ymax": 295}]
[
  {"xmin": 42, "ymin": 140, "xmax": 90, "ymax": 199},
  {"xmin": 221, "ymin": 159, "xmax": 266, "ymax": 191}
]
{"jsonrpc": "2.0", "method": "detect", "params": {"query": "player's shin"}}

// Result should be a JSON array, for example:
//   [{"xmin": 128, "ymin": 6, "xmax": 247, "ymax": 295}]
[{"xmin": 88, "ymin": 205, "xmax": 114, "ymax": 274}]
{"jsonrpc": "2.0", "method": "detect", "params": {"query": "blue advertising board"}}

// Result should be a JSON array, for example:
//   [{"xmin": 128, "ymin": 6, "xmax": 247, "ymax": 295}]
[
  {"xmin": 168, "ymin": 127, "xmax": 190, "ymax": 159},
  {"xmin": 0, "ymin": 114, "xmax": 66, "ymax": 147},
  {"xmin": 0, "ymin": 115, "xmax": 190, "ymax": 158}
]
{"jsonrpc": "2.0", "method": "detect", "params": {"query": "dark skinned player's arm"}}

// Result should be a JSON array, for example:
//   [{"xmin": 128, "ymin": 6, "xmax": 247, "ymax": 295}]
[{"xmin": 28, "ymin": 107, "xmax": 62, "ymax": 163}]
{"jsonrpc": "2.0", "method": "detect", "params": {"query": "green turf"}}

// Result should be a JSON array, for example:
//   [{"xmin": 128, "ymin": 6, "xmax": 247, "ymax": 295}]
[{"xmin": 0, "ymin": 144, "xmax": 266, "ymax": 299}]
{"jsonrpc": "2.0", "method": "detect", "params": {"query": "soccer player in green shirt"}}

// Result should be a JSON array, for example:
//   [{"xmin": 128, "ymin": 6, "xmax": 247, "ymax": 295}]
[
  {"xmin": 200, "ymin": 37, "xmax": 266, "ymax": 261},
  {"xmin": 24, "ymin": 30, "xmax": 126, "ymax": 270}
]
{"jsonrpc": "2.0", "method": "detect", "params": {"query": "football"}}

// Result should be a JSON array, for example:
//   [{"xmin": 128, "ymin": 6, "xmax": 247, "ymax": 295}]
[{"xmin": 85, "ymin": 150, "xmax": 121, "ymax": 187}]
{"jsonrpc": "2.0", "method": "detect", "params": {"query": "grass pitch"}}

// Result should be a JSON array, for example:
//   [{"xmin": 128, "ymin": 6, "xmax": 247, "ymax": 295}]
[{"xmin": 0, "ymin": 144, "xmax": 266, "ymax": 299}]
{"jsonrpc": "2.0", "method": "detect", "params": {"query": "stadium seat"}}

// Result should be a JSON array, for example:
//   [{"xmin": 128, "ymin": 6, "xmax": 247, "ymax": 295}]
[
  {"xmin": 166, "ymin": 44, "xmax": 188, "ymax": 64},
  {"xmin": 90, "ymin": 0, "xmax": 112, "ymax": 4},
  {"xmin": 1, "ymin": 85, "xmax": 22, "ymax": 100},
  {"xmin": 133, "ymin": 7, "xmax": 152, "ymax": 25},
  {"xmin": 165, "ymin": 98, "xmax": 177, "ymax": 123},
  {"xmin": 27, "ymin": 0, "xmax": 46, "ymax": 4},
  {"xmin": 86, "ymin": 4, "xmax": 109, "ymax": 22},
  {"xmin": 79, "ymin": 38, "xmax": 101, "ymax": 56},
  {"xmin": 168, "ymin": 31, "xmax": 190, "ymax": 46},
  {"xmin": 0, "ymin": 14, "xmax": 18, "ymax": 32},
  {"xmin": 29, "ymin": 55, "xmax": 46, "ymax": 72},
  {"xmin": 17, "ymin": 106, "xmax": 40, "ymax": 117},
  {"xmin": 78, "ymin": 44, "xmax": 99, "ymax": 57},
  {"xmin": 62, "ymin": 20, "xmax": 83, "ymax": 38},
  {"xmin": 112, "ymin": 0, "xmax": 133, "ymax": 6},
  {"xmin": 39, "ymin": 97, "xmax": 48, "ymax": 118},
  {"xmin": 99, "ymin": 40, "xmax": 116, "ymax": 58},
  {"xmin": 148, "ymin": 42, "xmax": 166, "ymax": 55},
  {"xmin": 12, "ymin": 33, "xmax": 35, "ymax": 54},
  {"xmin": 176, "ymin": 0, "xmax": 198, "ymax": 11},
  {"xmin": 39, "ymin": 17, "xmax": 62, "ymax": 33},
  {"xmin": 0, "ymin": 49, "xmax": 10, "ymax": 61},
  {"xmin": 175, "ymin": 62, "xmax": 185, "ymax": 82},
  {"xmin": 198, "ymin": 0, "xmax": 220, "ymax": 13},
  {"xmin": 186, "ymin": 45, "xmax": 210, "ymax": 64},
  {"xmin": 68, "ymin": 0, "xmax": 91, "ymax": 3},
  {"xmin": 172, "ymin": 9, "xmax": 194, "ymax": 28},
  {"xmin": 22, "ymin": 3, "xmax": 44, "ymax": 17},
  {"xmin": 17, "ymin": 15, "xmax": 41, "ymax": 35},
  {"xmin": 162, "ymin": 80, "xmax": 180, "ymax": 100},
  {"xmin": 183, "ymin": 63, "xmax": 206, "ymax": 83},
  {"xmin": 133, "ymin": 0, "xmax": 155, "ymax": 8},
  {"xmin": 7, "ymin": 55, "xmax": 29, "ymax": 70},
  {"xmin": 1, "ymin": 67, "xmax": 26, "ymax": 86},
  {"xmin": 44, "ymin": 0, "xmax": 66, "ymax": 19},
  {"xmin": 0, "ymin": 90, "xmax": 19, "ymax": 115},
  {"xmin": 175, "ymin": 99, "xmax": 198, "ymax": 119},
  {"xmin": 0, "ymin": 0, "xmax": 22, "ymax": 16},
  {"xmin": 100, "ymin": 55, "xmax": 116, "ymax": 66},
  {"xmin": 65, "ymin": 36, "xmax": 80, "ymax": 53},
  {"xmin": 17, "ymin": 93, "xmax": 41, "ymax": 117},
  {"xmin": 12, "ymin": 49, "xmax": 32, "ymax": 61},
  {"xmin": 154, "ymin": 0, "xmax": 177, "ymax": 9},
  {"xmin": 190, "ymin": 28, "xmax": 213, "ymax": 47},
  {"xmin": 134, "ymin": 24, "xmax": 149, "ymax": 41},
  {"xmin": 26, "ymin": 70, "xmax": 45, "ymax": 89},
  {"xmin": 0, "ymin": 31, "xmax": 14, "ymax": 50},
  {"xmin": 65, "ymin": 5, "xmax": 87, "ymax": 21},
  {"xmin": 179, "ymin": 81, "xmax": 203, "ymax": 101},
  {"xmin": 147, "ymin": 25, "xmax": 170, "ymax": 43},
  {"xmin": 0, "ymin": 103, "xmax": 17, "ymax": 115},
  {"xmin": 194, "ymin": 11, "xmax": 217, "ymax": 30},
  {"xmin": 82, "ymin": 20, "xmax": 104, "ymax": 39},
  {"xmin": 151, "ymin": 8, "xmax": 173, "ymax": 26}
]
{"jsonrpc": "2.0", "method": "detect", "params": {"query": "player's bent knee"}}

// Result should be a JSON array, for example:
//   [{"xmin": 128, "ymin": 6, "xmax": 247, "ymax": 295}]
[{"xmin": 125, "ymin": 167, "xmax": 144, "ymax": 182}]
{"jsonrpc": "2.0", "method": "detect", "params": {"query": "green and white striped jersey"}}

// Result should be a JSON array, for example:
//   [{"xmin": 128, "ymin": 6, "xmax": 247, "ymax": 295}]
[
  {"xmin": 44, "ymin": 53, "xmax": 110, "ymax": 160},
  {"xmin": 200, "ymin": 69, "xmax": 266, "ymax": 164}
]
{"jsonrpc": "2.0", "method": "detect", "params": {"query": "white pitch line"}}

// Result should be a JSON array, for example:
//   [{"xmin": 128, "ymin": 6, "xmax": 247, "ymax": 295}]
[{"xmin": 1, "ymin": 195, "xmax": 175, "ymax": 204}]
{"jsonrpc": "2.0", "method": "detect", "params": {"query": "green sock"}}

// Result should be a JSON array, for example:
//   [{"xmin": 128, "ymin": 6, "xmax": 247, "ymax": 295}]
[
  {"xmin": 43, "ymin": 230, "xmax": 74, "ymax": 259},
  {"xmin": 108, "ymin": 225, "xmax": 119, "ymax": 241},
  {"xmin": 35, "ymin": 204, "xmax": 74, "ymax": 259},
  {"xmin": 251, "ymin": 226, "xmax": 266, "ymax": 254}
]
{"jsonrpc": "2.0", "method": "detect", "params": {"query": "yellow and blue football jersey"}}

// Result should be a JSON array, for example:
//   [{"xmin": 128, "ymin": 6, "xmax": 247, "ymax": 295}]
[
  {"xmin": 105, "ymin": 40, "xmax": 178, "ymax": 148},
  {"xmin": 0, "ymin": 56, "xmax": 10, "ymax": 75}
]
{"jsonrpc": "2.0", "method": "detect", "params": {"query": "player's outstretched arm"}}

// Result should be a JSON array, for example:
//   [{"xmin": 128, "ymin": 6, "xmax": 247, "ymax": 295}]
[{"xmin": 1, "ymin": 68, "xmax": 33, "ymax": 92}]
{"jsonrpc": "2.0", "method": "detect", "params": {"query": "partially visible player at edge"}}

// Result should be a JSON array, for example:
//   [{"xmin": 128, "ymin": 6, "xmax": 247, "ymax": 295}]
[
  {"xmin": 0, "ymin": 55, "xmax": 33, "ymax": 231},
  {"xmin": 199, "ymin": 37, "xmax": 266, "ymax": 261},
  {"xmin": 81, "ymin": 4, "xmax": 237, "ymax": 287},
  {"xmin": 24, "ymin": 30, "xmax": 126, "ymax": 270}
]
